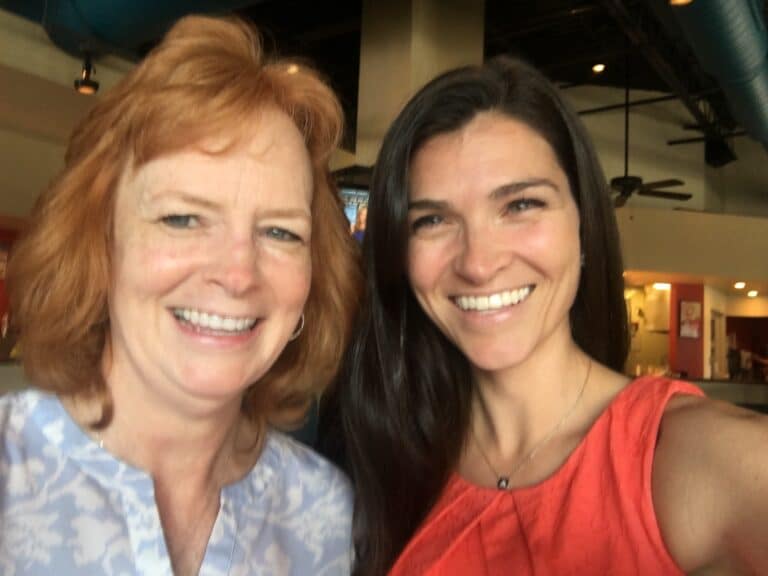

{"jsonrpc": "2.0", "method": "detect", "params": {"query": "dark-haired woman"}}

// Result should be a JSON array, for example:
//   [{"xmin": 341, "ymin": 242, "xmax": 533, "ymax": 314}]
[{"xmin": 342, "ymin": 57, "xmax": 768, "ymax": 575}]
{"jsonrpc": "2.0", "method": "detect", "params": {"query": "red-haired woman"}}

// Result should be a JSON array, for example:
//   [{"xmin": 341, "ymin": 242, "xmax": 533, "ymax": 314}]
[{"xmin": 1, "ymin": 15, "xmax": 360, "ymax": 575}]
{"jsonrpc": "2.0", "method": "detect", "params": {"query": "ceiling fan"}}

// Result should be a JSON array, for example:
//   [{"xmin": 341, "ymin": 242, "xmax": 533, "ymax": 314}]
[{"xmin": 610, "ymin": 59, "xmax": 692, "ymax": 208}]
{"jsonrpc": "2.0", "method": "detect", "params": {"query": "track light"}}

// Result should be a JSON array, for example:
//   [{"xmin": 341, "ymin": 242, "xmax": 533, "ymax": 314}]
[{"xmin": 74, "ymin": 53, "xmax": 99, "ymax": 95}]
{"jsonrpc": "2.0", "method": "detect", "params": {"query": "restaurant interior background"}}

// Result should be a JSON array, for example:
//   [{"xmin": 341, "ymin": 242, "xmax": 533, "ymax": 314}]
[{"xmin": 1, "ymin": 0, "xmax": 767, "ymax": 410}]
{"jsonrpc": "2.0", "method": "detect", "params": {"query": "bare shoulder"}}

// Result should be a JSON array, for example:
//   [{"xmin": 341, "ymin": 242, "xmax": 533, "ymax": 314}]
[{"xmin": 652, "ymin": 394, "xmax": 768, "ymax": 573}]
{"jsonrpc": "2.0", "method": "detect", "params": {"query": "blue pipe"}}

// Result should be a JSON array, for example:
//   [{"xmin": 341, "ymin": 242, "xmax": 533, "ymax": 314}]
[
  {"xmin": 43, "ymin": 0, "xmax": 260, "ymax": 58},
  {"xmin": 672, "ymin": 0, "xmax": 768, "ymax": 145}
]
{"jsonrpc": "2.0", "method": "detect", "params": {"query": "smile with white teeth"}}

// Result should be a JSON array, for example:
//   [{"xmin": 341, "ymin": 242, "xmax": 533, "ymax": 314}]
[
  {"xmin": 454, "ymin": 285, "xmax": 534, "ymax": 312},
  {"xmin": 172, "ymin": 308, "xmax": 258, "ymax": 333}
]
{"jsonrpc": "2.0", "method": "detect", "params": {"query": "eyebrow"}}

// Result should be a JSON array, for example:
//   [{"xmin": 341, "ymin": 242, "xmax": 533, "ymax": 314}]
[
  {"xmin": 408, "ymin": 198, "xmax": 450, "ymax": 211},
  {"xmin": 149, "ymin": 190, "xmax": 220, "ymax": 211},
  {"xmin": 263, "ymin": 208, "xmax": 312, "ymax": 220},
  {"xmin": 150, "ymin": 190, "xmax": 310, "ymax": 219},
  {"xmin": 408, "ymin": 178, "xmax": 560, "ymax": 211},
  {"xmin": 489, "ymin": 178, "xmax": 560, "ymax": 200}
]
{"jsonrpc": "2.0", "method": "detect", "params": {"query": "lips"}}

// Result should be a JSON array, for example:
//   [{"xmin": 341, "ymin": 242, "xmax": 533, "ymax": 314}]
[
  {"xmin": 453, "ymin": 285, "xmax": 534, "ymax": 311},
  {"xmin": 171, "ymin": 308, "xmax": 258, "ymax": 333}
]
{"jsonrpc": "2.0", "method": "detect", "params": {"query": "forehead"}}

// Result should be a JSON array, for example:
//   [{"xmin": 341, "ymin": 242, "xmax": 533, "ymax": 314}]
[
  {"xmin": 409, "ymin": 112, "xmax": 566, "ymax": 197},
  {"xmin": 194, "ymin": 107, "xmax": 307, "ymax": 160},
  {"xmin": 122, "ymin": 107, "xmax": 313, "ymax": 201}
]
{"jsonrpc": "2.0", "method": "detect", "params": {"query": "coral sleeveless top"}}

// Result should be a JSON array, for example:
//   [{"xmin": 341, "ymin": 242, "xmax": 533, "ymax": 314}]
[{"xmin": 389, "ymin": 376, "xmax": 704, "ymax": 576}]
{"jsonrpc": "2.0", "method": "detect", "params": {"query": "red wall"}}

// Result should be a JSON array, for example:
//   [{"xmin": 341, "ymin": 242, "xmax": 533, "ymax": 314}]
[
  {"xmin": 0, "ymin": 227, "xmax": 20, "ymax": 323},
  {"xmin": 669, "ymin": 283, "xmax": 704, "ymax": 379},
  {"xmin": 727, "ymin": 317, "xmax": 768, "ymax": 355}
]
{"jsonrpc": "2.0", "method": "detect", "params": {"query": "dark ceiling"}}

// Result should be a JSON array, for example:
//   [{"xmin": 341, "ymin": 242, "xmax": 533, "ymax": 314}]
[
  {"xmin": 230, "ymin": 0, "xmax": 764, "ymax": 156},
  {"xmin": 3, "ymin": 0, "xmax": 766, "ymax": 159}
]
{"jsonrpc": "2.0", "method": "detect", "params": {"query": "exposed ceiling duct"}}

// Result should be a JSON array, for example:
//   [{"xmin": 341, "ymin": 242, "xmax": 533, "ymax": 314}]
[
  {"xmin": 40, "ymin": 0, "xmax": 262, "ymax": 58},
  {"xmin": 671, "ymin": 0, "xmax": 768, "ymax": 148}
]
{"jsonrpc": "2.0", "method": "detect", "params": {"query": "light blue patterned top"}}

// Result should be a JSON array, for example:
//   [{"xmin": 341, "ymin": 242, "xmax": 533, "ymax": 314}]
[{"xmin": 0, "ymin": 389, "xmax": 353, "ymax": 575}]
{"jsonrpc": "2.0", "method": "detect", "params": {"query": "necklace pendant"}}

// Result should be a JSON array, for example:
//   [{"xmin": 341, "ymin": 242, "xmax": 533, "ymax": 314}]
[{"xmin": 497, "ymin": 476, "xmax": 510, "ymax": 490}]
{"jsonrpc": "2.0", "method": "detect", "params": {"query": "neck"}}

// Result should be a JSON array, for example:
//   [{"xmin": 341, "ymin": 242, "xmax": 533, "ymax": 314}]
[
  {"xmin": 108, "ymin": 397, "xmax": 243, "ymax": 489},
  {"xmin": 77, "ymin": 351, "xmax": 258, "ymax": 491},
  {"xmin": 471, "ymin": 329, "xmax": 588, "ymax": 457}
]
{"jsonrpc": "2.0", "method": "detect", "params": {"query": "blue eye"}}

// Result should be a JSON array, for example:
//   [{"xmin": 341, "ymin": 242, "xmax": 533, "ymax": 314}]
[
  {"xmin": 161, "ymin": 214, "xmax": 199, "ymax": 228},
  {"xmin": 266, "ymin": 227, "xmax": 301, "ymax": 242},
  {"xmin": 411, "ymin": 214, "xmax": 444, "ymax": 232}
]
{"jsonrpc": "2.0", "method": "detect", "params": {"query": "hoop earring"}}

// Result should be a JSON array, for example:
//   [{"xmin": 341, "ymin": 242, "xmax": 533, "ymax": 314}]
[{"xmin": 289, "ymin": 313, "xmax": 305, "ymax": 341}]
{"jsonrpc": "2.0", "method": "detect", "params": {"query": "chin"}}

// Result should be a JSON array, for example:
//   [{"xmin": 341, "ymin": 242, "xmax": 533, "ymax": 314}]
[
  {"xmin": 176, "ymin": 364, "xmax": 260, "ymax": 400},
  {"xmin": 463, "ymin": 344, "xmax": 531, "ymax": 374}
]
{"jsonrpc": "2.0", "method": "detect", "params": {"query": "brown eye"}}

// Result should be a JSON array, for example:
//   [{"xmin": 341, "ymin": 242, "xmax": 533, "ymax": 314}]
[{"xmin": 411, "ymin": 214, "xmax": 444, "ymax": 231}]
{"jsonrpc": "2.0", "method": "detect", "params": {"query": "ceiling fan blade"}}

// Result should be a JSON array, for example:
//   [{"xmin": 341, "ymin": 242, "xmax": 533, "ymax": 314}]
[
  {"xmin": 641, "ymin": 179, "xmax": 684, "ymax": 190},
  {"xmin": 614, "ymin": 193, "xmax": 630, "ymax": 208},
  {"xmin": 636, "ymin": 189, "xmax": 692, "ymax": 201}
]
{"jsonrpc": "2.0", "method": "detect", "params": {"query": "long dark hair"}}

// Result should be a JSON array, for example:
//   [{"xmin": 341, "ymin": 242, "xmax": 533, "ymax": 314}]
[{"xmin": 341, "ymin": 56, "xmax": 630, "ymax": 575}]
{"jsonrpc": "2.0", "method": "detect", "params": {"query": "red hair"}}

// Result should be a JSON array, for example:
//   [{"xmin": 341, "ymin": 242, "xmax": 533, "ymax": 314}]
[{"xmin": 7, "ymin": 15, "xmax": 361, "ymax": 428}]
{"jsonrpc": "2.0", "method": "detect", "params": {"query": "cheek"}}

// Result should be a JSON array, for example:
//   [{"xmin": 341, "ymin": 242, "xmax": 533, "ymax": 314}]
[
  {"xmin": 269, "ymin": 251, "xmax": 312, "ymax": 306},
  {"xmin": 519, "ymin": 218, "xmax": 580, "ymax": 271},
  {"xmin": 112, "ymin": 235, "xmax": 203, "ymax": 296},
  {"xmin": 406, "ymin": 242, "xmax": 438, "ymax": 296}
]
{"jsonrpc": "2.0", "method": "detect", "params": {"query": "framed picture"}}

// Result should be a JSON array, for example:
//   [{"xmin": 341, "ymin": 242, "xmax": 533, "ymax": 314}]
[{"xmin": 679, "ymin": 300, "xmax": 702, "ymax": 339}]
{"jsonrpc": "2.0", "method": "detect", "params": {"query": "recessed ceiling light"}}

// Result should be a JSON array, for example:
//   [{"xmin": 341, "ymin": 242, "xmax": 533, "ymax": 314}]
[
  {"xmin": 669, "ymin": 0, "xmax": 693, "ymax": 5},
  {"xmin": 592, "ymin": 63, "xmax": 606, "ymax": 74},
  {"xmin": 747, "ymin": 290, "xmax": 759, "ymax": 298},
  {"xmin": 653, "ymin": 282, "xmax": 671, "ymax": 291},
  {"xmin": 734, "ymin": 281, "xmax": 746, "ymax": 289}
]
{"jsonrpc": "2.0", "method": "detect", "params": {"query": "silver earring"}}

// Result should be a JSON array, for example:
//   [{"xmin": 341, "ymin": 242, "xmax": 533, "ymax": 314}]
[
  {"xmin": 289, "ymin": 313, "xmax": 305, "ymax": 341},
  {"xmin": 580, "ymin": 252, "xmax": 586, "ymax": 268}
]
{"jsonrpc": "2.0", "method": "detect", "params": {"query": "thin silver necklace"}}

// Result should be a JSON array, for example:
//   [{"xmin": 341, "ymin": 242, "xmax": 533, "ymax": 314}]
[{"xmin": 471, "ymin": 359, "xmax": 592, "ymax": 490}]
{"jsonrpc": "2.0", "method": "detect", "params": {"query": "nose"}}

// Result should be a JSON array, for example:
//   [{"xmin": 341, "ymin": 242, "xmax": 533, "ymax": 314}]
[
  {"xmin": 453, "ymin": 225, "xmax": 508, "ymax": 285},
  {"xmin": 208, "ymin": 231, "xmax": 260, "ymax": 296}
]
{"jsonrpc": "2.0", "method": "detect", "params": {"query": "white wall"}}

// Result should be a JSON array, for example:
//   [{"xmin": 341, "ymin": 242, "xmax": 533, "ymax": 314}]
[
  {"xmin": 617, "ymin": 207, "xmax": 768, "ymax": 281},
  {"xmin": 0, "ymin": 364, "xmax": 27, "ymax": 394},
  {"xmin": 0, "ymin": 9, "xmax": 132, "ymax": 217},
  {"xmin": 709, "ymin": 138, "xmax": 768, "ymax": 218},
  {"xmin": 564, "ymin": 85, "xmax": 768, "ymax": 218},
  {"xmin": 0, "ymin": 126, "xmax": 66, "ymax": 216},
  {"xmin": 565, "ymin": 86, "xmax": 711, "ymax": 211}
]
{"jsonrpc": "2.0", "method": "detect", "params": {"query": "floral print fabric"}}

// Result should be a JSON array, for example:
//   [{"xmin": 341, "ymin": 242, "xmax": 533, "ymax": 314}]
[{"xmin": 0, "ymin": 390, "xmax": 352, "ymax": 575}]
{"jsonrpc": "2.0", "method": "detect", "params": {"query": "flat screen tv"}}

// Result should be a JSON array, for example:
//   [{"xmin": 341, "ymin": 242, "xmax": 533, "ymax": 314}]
[{"xmin": 339, "ymin": 187, "xmax": 369, "ymax": 242}]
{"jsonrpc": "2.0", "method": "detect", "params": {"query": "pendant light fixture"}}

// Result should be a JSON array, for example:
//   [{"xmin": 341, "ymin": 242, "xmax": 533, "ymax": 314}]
[{"xmin": 74, "ymin": 53, "xmax": 99, "ymax": 95}]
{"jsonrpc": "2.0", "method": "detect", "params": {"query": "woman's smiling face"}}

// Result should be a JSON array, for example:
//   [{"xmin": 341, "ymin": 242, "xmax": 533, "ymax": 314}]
[
  {"xmin": 107, "ymin": 107, "xmax": 313, "ymax": 405},
  {"xmin": 406, "ymin": 111, "xmax": 582, "ymax": 373}
]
